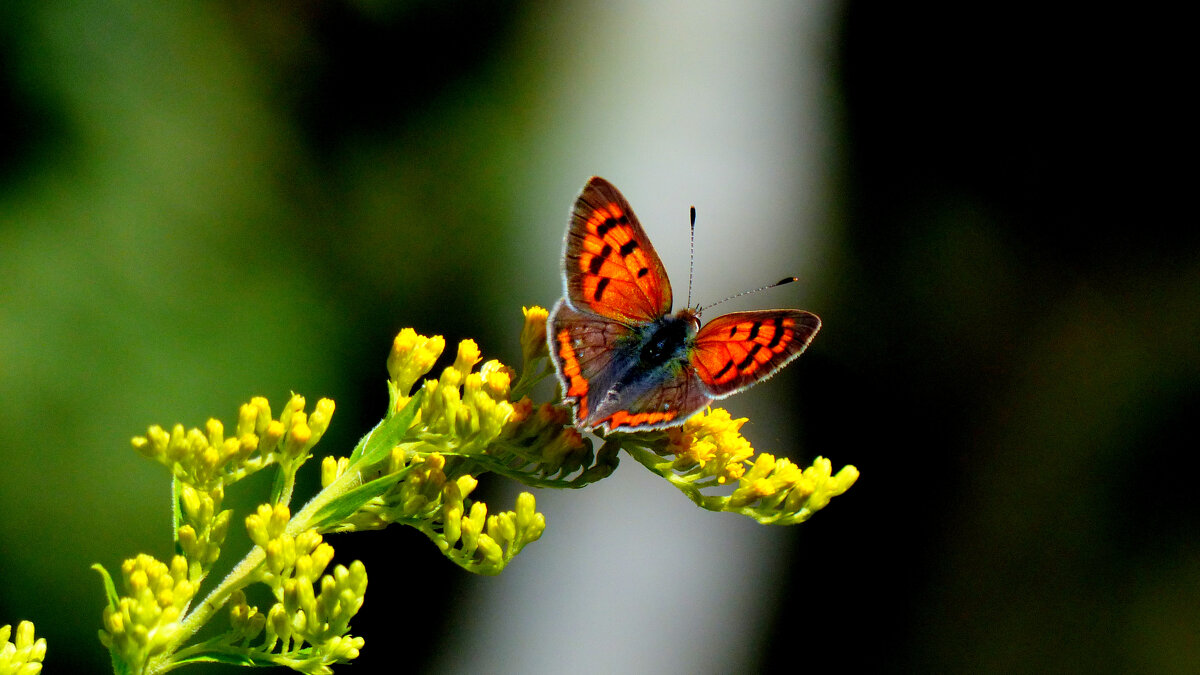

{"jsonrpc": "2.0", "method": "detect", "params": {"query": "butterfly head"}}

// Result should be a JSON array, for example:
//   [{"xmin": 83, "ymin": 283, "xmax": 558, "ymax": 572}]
[{"xmin": 674, "ymin": 306, "xmax": 702, "ymax": 332}]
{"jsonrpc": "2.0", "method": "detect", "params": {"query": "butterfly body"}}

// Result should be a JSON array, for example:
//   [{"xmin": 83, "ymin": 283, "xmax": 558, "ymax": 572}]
[{"xmin": 548, "ymin": 177, "xmax": 821, "ymax": 433}]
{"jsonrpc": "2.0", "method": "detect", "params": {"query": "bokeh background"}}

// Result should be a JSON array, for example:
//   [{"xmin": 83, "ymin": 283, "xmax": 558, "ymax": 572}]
[{"xmin": 1, "ymin": 2, "xmax": 1194, "ymax": 673}]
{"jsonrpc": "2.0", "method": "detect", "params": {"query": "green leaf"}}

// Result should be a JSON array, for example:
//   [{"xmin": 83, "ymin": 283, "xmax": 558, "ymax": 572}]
[
  {"xmin": 463, "ymin": 444, "xmax": 620, "ymax": 489},
  {"xmin": 269, "ymin": 462, "xmax": 288, "ymax": 504},
  {"xmin": 310, "ymin": 468, "xmax": 408, "ymax": 529},
  {"xmin": 173, "ymin": 650, "xmax": 284, "ymax": 668},
  {"xmin": 349, "ymin": 389, "xmax": 423, "ymax": 465},
  {"xmin": 91, "ymin": 562, "xmax": 119, "ymax": 609},
  {"xmin": 347, "ymin": 420, "xmax": 382, "ymax": 464}
]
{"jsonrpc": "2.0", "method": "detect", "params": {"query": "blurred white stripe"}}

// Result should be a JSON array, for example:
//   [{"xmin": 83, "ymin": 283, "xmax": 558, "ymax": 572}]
[{"xmin": 441, "ymin": 2, "xmax": 839, "ymax": 672}]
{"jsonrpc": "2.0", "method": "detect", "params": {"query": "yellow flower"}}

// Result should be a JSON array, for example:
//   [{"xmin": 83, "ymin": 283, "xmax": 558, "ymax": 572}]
[
  {"xmin": 667, "ymin": 408, "xmax": 754, "ymax": 484},
  {"xmin": 131, "ymin": 395, "xmax": 332, "ymax": 490},
  {"xmin": 227, "ymin": 590, "xmax": 266, "ymax": 644},
  {"xmin": 520, "ymin": 305, "xmax": 549, "ymax": 366},
  {"xmin": 320, "ymin": 455, "xmax": 350, "ymax": 488},
  {"xmin": 480, "ymin": 360, "xmax": 514, "ymax": 401},
  {"xmin": 387, "ymin": 328, "xmax": 446, "ymax": 401},
  {"xmin": 176, "ymin": 484, "xmax": 232, "ymax": 575},
  {"xmin": 1, "ymin": 621, "xmax": 46, "ymax": 675},
  {"xmin": 727, "ymin": 453, "xmax": 860, "ymax": 521},
  {"xmin": 98, "ymin": 554, "xmax": 195, "ymax": 672},
  {"xmin": 452, "ymin": 339, "xmax": 483, "ymax": 378}
]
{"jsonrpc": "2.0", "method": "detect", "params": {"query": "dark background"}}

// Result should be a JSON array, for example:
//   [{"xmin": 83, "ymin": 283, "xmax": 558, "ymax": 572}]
[{"xmin": 2, "ymin": 3, "xmax": 1194, "ymax": 673}]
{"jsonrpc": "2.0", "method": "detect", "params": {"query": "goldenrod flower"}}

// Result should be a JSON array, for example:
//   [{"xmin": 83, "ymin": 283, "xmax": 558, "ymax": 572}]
[
  {"xmin": 1, "ymin": 621, "xmax": 45, "ymax": 675},
  {"xmin": 131, "ymin": 395, "xmax": 331, "ymax": 491},
  {"xmin": 480, "ymin": 360, "xmax": 514, "ymax": 401},
  {"xmin": 306, "ymin": 398, "xmax": 336, "ymax": 450},
  {"xmin": 666, "ymin": 408, "xmax": 754, "ymax": 484},
  {"xmin": 97, "ymin": 554, "xmax": 195, "ymax": 673},
  {"xmin": 227, "ymin": 590, "xmax": 266, "ymax": 644},
  {"xmin": 452, "ymin": 339, "xmax": 483, "ymax": 378},
  {"xmin": 281, "ymin": 560, "xmax": 367, "ymax": 648},
  {"xmin": 387, "ymin": 328, "xmax": 445, "ymax": 404},
  {"xmin": 241, "ymin": 504, "xmax": 366, "ymax": 670},
  {"xmin": 176, "ymin": 484, "xmax": 232, "ymax": 578},
  {"xmin": 320, "ymin": 455, "xmax": 350, "ymax": 488},
  {"xmin": 493, "ymin": 401, "xmax": 596, "ymax": 480},
  {"xmin": 520, "ymin": 305, "xmax": 549, "ymax": 366},
  {"xmin": 626, "ymin": 407, "xmax": 857, "ymax": 524}
]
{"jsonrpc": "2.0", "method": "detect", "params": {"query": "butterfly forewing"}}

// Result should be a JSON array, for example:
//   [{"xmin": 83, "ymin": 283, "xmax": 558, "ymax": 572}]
[
  {"xmin": 690, "ymin": 310, "xmax": 821, "ymax": 397},
  {"xmin": 564, "ymin": 176, "xmax": 673, "ymax": 324}
]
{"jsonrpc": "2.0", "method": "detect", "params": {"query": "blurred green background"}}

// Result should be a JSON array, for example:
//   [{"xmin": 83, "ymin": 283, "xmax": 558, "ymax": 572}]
[{"xmin": 2, "ymin": 2, "xmax": 1195, "ymax": 673}]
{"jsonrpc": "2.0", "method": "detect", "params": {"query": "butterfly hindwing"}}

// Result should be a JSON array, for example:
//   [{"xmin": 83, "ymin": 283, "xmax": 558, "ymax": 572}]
[
  {"xmin": 690, "ymin": 310, "xmax": 821, "ymax": 397},
  {"xmin": 550, "ymin": 301, "xmax": 713, "ymax": 432},
  {"xmin": 547, "ymin": 299, "xmax": 636, "ymax": 427},
  {"xmin": 591, "ymin": 361, "xmax": 713, "ymax": 432},
  {"xmin": 563, "ymin": 176, "xmax": 673, "ymax": 324}
]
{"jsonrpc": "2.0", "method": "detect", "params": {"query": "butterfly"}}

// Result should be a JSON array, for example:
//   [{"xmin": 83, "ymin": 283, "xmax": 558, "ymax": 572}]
[{"xmin": 547, "ymin": 176, "xmax": 822, "ymax": 433}]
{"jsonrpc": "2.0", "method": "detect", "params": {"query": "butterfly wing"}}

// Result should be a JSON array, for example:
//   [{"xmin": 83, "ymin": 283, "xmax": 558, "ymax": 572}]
[
  {"xmin": 549, "ymin": 301, "xmax": 713, "ymax": 432},
  {"xmin": 548, "ymin": 299, "xmax": 637, "ymax": 427},
  {"xmin": 562, "ymin": 176, "xmax": 673, "ymax": 323},
  {"xmin": 590, "ymin": 365, "xmax": 713, "ymax": 433},
  {"xmin": 690, "ymin": 310, "xmax": 821, "ymax": 397}
]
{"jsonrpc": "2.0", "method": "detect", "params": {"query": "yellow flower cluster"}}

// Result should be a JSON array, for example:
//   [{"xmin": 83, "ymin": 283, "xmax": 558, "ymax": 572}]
[
  {"xmin": 728, "ymin": 453, "xmax": 859, "ymax": 524},
  {"xmin": 417, "ymin": 340, "xmax": 517, "ymax": 450},
  {"xmin": 244, "ymin": 504, "xmax": 366, "ymax": 668},
  {"xmin": 98, "ymin": 554, "xmax": 195, "ymax": 673},
  {"xmin": 389, "ymin": 451, "xmax": 450, "ymax": 519},
  {"xmin": 176, "ymin": 483, "xmax": 232, "ymax": 581},
  {"xmin": 386, "ymin": 331, "xmax": 517, "ymax": 454},
  {"xmin": 440, "ymin": 488, "xmax": 546, "ymax": 576},
  {"xmin": 131, "ymin": 395, "xmax": 334, "ymax": 489},
  {"xmin": 653, "ymin": 407, "xmax": 858, "ymax": 524},
  {"xmin": 666, "ymin": 408, "xmax": 756, "ymax": 484},
  {"xmin": 386, "ymin": 328, "xmax": 446, "ymax": 409},
  {"xmin": 1, "ymin": 621, "xmax": 45, "ymax": 675},
  {"xmin": 349, "ymin": 449, "xmax": 546, "ymax": 575},
  {"xmin": 227, "ymin": 590, "xmax": 267, "ymax": 645}
]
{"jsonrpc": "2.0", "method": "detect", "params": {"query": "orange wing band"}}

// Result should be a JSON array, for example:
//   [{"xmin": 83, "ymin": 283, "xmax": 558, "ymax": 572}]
[
  {"xmin": 555, "ymin": 328, "xmax": 590, "ymax": 414},
  {"xmin": 601, "ymin": 409, "xmax": 678, "ymax": 430}
]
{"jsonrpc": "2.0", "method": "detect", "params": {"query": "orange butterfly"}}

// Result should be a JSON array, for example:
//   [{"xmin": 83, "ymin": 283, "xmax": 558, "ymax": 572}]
[{"xmin": 548, "ymin": 177, "xmax": 821, "ymax": 432}]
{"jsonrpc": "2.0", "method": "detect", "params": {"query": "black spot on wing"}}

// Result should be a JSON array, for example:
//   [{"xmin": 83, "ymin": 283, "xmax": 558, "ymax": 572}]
[
  {"xmin": 767, "ymin": 319, "xmax": 785, "ymax": 349},
  {"xmin": 595, "ymin": 214, "xmax": 629, "ymax": 238},
  {"xmin": 714, "ymin": 360, "xmax": 734, "ymax": 379},
  {"xmin": 593, "ymin": 277, "xmax": 610, "ymax": 301},
  {"xmin": 736, "ymin": 343, "xmax": 763, "ymax": 370}
]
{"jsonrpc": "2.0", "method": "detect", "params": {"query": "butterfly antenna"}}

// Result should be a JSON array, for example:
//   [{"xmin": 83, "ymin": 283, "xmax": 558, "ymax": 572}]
[
  {"xmin": 699, "ymin": 277, "xmax": 799, "ymax": 314},
  {"xmin": 686, "ymin": 205, "xmax": 697, "ymax": 309}
]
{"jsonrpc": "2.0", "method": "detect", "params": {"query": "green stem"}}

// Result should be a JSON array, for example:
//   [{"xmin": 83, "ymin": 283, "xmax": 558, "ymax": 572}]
[
  {"xmin": 621, "ymin": 444, "xmax": 728, "ymax": 512},
  {"xmin": 511, "ymin": 359, "xmax": 553, "ymax": 401}
]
